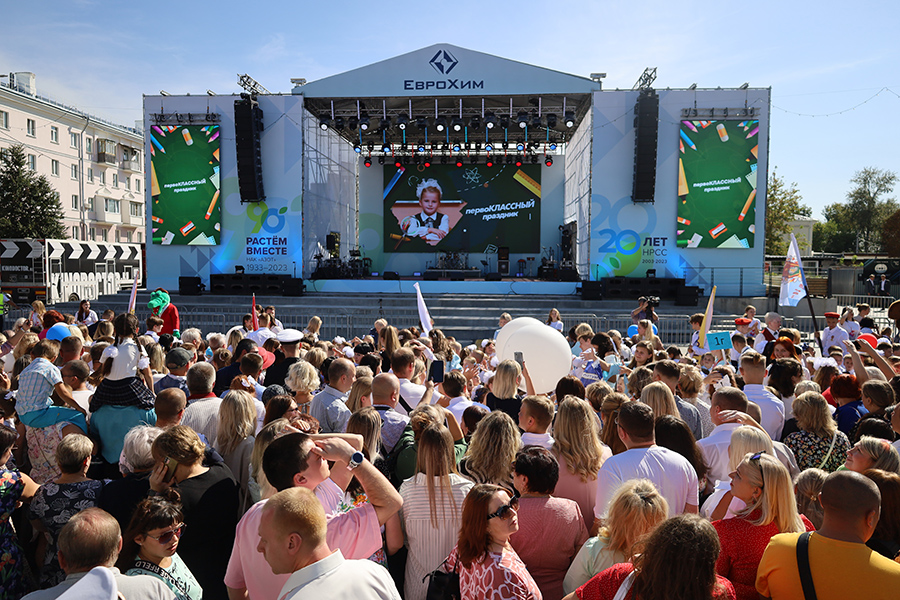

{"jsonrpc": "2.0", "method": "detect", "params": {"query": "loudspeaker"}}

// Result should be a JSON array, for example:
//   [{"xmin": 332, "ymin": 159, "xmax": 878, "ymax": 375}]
[
  {"xmin": 581, "ymin": 280, "xmax": 603, "ymax": 300},
  {"xmin": 632, "ymin": 89, "xmax": 659, "ymax": 202},
  {"xmin": 210, "ymin": 273, "xmax": 229, "ymax": 294},
  {"xmin": 234, "ymin": 96, "xmax": 265, "ymax": 201},
  {"xmin": 560, "ymin": 268, "xmax": 580, "ymax": 282},
  {"xmin": 675, "ymin": 286, "xmax": 702, "ymax": 306},
  {"xmin": 498, "ymin": 247, "xmax": 510, "ymax": 261},
  {"xmin": 498, "ymin": 260, "xmax": 509, "ymax": 276},
  {"xmin": 383, "ymin": 271, "xmax": 400, "ymax": 280},
  {"xmin": 282, "ymin": 278, "xmax": 305, "ymax": 296},
  {"xmin": 485, "ymin": 272, "xmax": 502, "ymax": 281},
  {"xmin": 178, "ymin": 276, "xmax": 203, "ymax": 296},
  {"xmin": 424, "ymin": 270, "xmax": 440, "ymax": 281},
  {"xmin": 326, "ymin": 233, "xmax": 339, "ymax": 251}
]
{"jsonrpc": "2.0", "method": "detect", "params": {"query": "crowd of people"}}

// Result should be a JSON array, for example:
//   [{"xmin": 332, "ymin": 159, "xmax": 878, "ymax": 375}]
[{"xmin": 0, "ymin": 295, "xmax": 898, "ymax": 599}]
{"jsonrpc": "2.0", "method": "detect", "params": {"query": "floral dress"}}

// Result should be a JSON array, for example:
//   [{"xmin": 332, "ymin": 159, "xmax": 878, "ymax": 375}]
[
  {"xmin": 28, "ymin": 479, "xmax": 105, "ymax": 587},
  {"xmin": 0, "ymin": 469, "xmax": 27, "ymax": 600},
  {"xmin": 783, "ymin": 430, "xmax": 850, "ymax": 472}
]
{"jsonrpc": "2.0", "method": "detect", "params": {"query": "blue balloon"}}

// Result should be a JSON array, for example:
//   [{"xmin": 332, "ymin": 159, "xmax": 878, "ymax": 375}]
[
  {"xmin": 627, "ymin": 323, "xmax": 658, "ymax": 338},
  {"xmin": 45, "ymin": 323, "xmax": 74, "ymax": 342}
]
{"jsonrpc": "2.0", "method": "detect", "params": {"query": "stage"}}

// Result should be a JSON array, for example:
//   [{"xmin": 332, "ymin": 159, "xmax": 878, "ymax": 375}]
[{"xmin": 304, "ymin": 277, "xmax": 579, "ymax": 295}]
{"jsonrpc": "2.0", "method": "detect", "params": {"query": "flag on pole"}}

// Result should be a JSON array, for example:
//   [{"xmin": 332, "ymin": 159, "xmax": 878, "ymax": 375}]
[
  {"xmin": 251, "ymin": 294, "xmax": 259, "ymax": 331},
  {"xmin": 127, "ymin": 277, "xmax": 139, "ymax": 315},
  {"xmin": 413, "ymin": 282, "xmax": 433, "ymax": 334},
  {"xmin": 779, "ymin": 233, "xmax": 808, "ymax": 307},
  {"xmin": 699, "ymin": 285, "xmax": 717, "ymax": 348}
]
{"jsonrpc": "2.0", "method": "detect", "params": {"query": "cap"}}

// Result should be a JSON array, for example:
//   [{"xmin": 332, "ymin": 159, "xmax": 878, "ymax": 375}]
[
  {"xmin": 735, "ymin": 318, "xmax": 752, "ymax": 326},
  {"xmin": 166, "ymin": 347, "xmax": 193, "ymax": 368},
  {"xmin": 276, "ymin": 328, "xmax": 303, "ymax": 344},
  {"xmin": 824, "ymin": 312, "xmax": 840, "ymax": 319},
  {"xmin": 257, "ymin": 347, "xmax": 276, "ymax": 370}
]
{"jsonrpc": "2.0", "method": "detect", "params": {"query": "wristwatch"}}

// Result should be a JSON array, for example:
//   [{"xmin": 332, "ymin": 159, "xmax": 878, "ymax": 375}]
[{"xmin": 348, "ymin": 451, "xmax": 365, "ymax": 470}]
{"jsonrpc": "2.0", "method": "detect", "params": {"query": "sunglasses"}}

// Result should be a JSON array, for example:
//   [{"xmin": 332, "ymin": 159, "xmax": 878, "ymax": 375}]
[
  {"xmin": 145, "ymin": 523, "xmax": 186, "ymax": 545},
  {"xmin": 486, "ymin": 496, "xmax": 519, "ymax": 521}
]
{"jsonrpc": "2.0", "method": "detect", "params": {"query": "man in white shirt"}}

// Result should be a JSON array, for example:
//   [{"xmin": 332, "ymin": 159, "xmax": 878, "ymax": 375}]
[
  {"xmin": 441, "ymin": 370, "xmax": 489, "ymax": 425},
  {"xmin": 754, "ymin": 312, "xmax": 783, "ymax": 353},
  {"xmin": 697, "ymin": 387, "xmax": 752, "ymax": 484},
  {"xmin": 309, "ymin": 358, "xmax": 355, "ymax": 433},
  {"xmin": 652, "ymin": 360, "xmax": 704, "ymax": 440},
  {"xmin": 821, "ymin": 311, "xmax": 850, "ymax": 354},
  {"xmin": 519, "ymin": 395, "xmax": 555, "ymax": 449},
  {"xmin": 258, "ymin": 487, "xmax": 400, "ymax": 600},
  {"xmin": 739, "ymin": 351, "xmax": 785, "ymax": 439},
  {"xmin": 593, "ymin": 402, "xmax": 699, "ymax": 530},
  {"xmin": 391, "ymin": 348, "xmax": 442, "ymax": 415}
]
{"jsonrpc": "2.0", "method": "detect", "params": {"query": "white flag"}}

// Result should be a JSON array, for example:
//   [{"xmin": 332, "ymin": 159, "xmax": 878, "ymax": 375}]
[
  {"xmin": 413, "ymin": 282, "xmax": 433, "ymax": 333},
  {"xmin": 127, "ymin": 276, "xmax": 139, "ymax": 314},
  {"xmin": 779, "ymin": 233, "xmax": 808, "ymax": 307}
]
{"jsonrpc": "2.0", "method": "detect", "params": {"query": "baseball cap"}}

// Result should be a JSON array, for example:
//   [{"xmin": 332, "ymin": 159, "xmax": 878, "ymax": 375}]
[{"xmin": 166, "ymin": 347, "xmax": 193, "ymax": 368}]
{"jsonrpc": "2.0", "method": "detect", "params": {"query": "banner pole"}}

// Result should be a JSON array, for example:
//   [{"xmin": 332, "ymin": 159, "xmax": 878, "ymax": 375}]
[{"xmin": 804, "ymin": 285, "xmax": 823, "ymax": 354}]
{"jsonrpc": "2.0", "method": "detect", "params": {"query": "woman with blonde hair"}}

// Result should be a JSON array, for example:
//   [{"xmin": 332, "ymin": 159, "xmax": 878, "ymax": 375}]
[
  {"xmin": 13, "ymin": 331, "xmax": 39, "ymax": 362},
  {"xmin": 285, "ymin": 360, "xmax": 319, "ymax": 413},
  {"xmin": 563, "ymin": 479, "xmax": 668, "ymax": 594},
  {"xmin": 146, "ymin": 342, "xmax": 167, "ymax": 383},
  {"xmin": 713, "ymin": 452, "xmax": 812, "ymax": 600},
  {"xmin": 637, "ymin": 318, "xmax": 664, "ymax": 351},
  {"xmin": 845, "ymin": 435, "xmax": 900, "ymax": 474},
  {"xmin": 783, "ymin": 391, "xmax": 850, "ymax": 472},
  {"xmin": 30, "ymin": 300, "xmax": 46, "ymax": 330},
  {"xmin": 345, "ymin": 376, "xmax": 373, "ymax": 414},
  {"xmin": 552, "ymin": 396, "xmax": 611, "ymax": 529},
  {"xmin": 225, "ymin": 328, "xmax": 244, "ymax": 353},
  {"xmin": 400, "ymin": 423, "xmax": 473, "ymax": 599},
  {"xmin": 302, "ymin": 315, "xmax": 322, "ymax": 342},
  {"xmin": 625, "ymin": 365, "xmax": 653, "ymax": 399},
  {"xmin": 303, "ymin": 347, "xmax": 327, "ymax": 372},
  {"xmin": 485, "ymin": 359, "xmax": 523, "ymax": 422},
  {"xmin": 599, "ymin": 392, "xmax": 630, "ymax": 455},
  {"xmin": 704, "ymin": 425, "xmax": 774, "ymax": 520},
  {"xmin": 217, "ymin": 389, "xmax": 257, "ymax": 515},
  {"xmin": 460, "ymin": 410, "xmax": 521, "ymax": 489},
  {"xmin": 640, "ymin": 381, "xmax": 679, "ymax": 419},
  {"xmin": 794, "ymin": 468, "xmax": 826, "ymax": 529},
  {"xmin": 380, "ymin": 325, "xmax": 401, "ymax": 372},
  {"xmin": 678, "ymin": 365, "xmax": 713, "ymax": 437}
]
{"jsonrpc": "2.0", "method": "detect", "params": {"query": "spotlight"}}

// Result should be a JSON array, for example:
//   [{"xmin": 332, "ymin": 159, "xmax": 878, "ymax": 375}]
[
  {"xmin": 499, "ymin": 114, "xmax": 510, "ymax": 129},
  {"xmin": 484, "ymin": 112, "xmax": 498, "ymax": 129},
  {"xmin": 359, "ymin": 113, "xmax": 370, "ymax": 130},
  {"xmin": 414, "ymin": 155, "xmax": 421, "ymax": 165},
  {"xmin": 334, "ymin": 116, "xmax": 344, "ymax": 130},
  {"xmin": 364, "ymin": 156, "xmax": 372, "ymax": 167},
  {"xmin": 349, "ymin": 116, "xmax": 359, "ymax": 130},
  {"xmin": 435, "ymin": 117, "xmax": 447, "ymax": 132},
  {"xmin": 353, "ymin": 143, "xmax": 361, "ymax": 153},
  {"xmin": 469, "ymin": 115, "xmax": 482, "ymax": 130},
  {"xmin": 378, "ymin": 156, "xmax": 385, "ymax": 165},
  {"xmin": 424, "ymin": 157, "xmax": 431, "ymax": 167},
  {"xmin": 456, "ymin": 157, "xmax": 464, "ymax": 167},
  {"xmin": 484, "ymin": 143, "xmax": 493, "ymax": 152},
  {"xmin": 452, "ymin": 140, "xmax": 462, "ymax": 152},
  {"xmin": 380, "ymin": 117, "xmax": 391, "ymax": 130},
  {"xmin": 403, "ymin": 155, "xmax": 411, "ymax": 165},
  {"xmin": 501, "ymin": 141, "xmax": 508, "ymax": 150},
  {"xmin": 474, "ymin": 142, "xmax": 481, "ymax": 152},
  {"xmin": 397, "ymin": 113, "xmax": 409, "ymax": 130},
  {"xmin": 382, "ymin": 143, "xmax": 391, "ymax": 153},
  {"xmin": 417, "ymin": 144, "xmax": 426, "ymax": 153},
  {"xmin": 470, "ymin": 155, "xmax": 478, "ymax": 165},
  {"xmin": 546, "ymin": 113, "xmax": 557, "ymax": 128},
  {"xmin": 531, "ymin": 114, "xmax": 542, "ymax": 128},
  {"xmin": 516, "ymin": 141, "xmax": 525, "ymax": 152},
  {"xmin": 549, "ymin": 141, "xmax": 558, "ymax": 151},
  {"xmin": 486, "ymin": 156, "xmax": 494, "ymax": 167},
  {"xmin": 451, "ymin": 117, "xmax": 464, "ymax": 132},
  {"xmin": 517, "ymin": 111, "xmax": 529, "ymax": 128},
  {"xmin": 564, "ymin": 111, "xmax": 575, "ymax": 128},
  {"xmin": 319, "ymin": 115, "xmax": 331, "ymax": 130},
  {"xmin": 515, "ymin": 155, "xmax": 524, "ymax": 167},
  {"xmin": 394, "ymin": 158, "xmax": 402, "ymax": 168},
  {"xmin": 544, "ymin": 155, "xmax": 553, "ymax": 167},
  {"xmin": 416, "ymin": 116, "xmax": 429, "ymax": 129}
]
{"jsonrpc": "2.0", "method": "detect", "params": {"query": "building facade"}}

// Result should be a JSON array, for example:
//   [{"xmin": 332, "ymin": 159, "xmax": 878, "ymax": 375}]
[{"xmin": 0, "ymin": 72, "xmax": 145, "ymax": 243}]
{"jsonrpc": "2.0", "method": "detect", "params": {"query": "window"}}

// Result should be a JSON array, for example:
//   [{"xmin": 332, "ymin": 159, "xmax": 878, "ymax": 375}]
[
  {"xmin": 125, "ymin": 176, "xmax": 130, "ymax": 190},
  {"xmin": 72, "ymin": 226, "xmax": 79, "ymax": 240},
  {"xmin": 104, "ymin": 198, "xmax": 120, "ymax": 213},
  {"xmin": 28, "ymin": 154, "xmax": 36, "ymax": 170},
  {"xmin": 70, "ymin": 132, "xmax": 79, "ymax": 148},
  {"xmin": 137, "ymin": 231, "xmax": 142, "ymax": 243},
  {"xmin": 124, "ymin": 231, "xmax": 132, "ymax": 243},
  {"xmin": 86, "ymin": 197, "xmax": 93, "ymax": 210},
  {"xmin": 85, "ymin": 137, "xmax": 92, "ymax": 154},
  {"xmin": 115, "ymin": 230, "xmax": 120, "ymax": 243},
  {"xmin": 112, "ymin": 173, "xmax": 118, "ymax": 188},
  {"xmin": 89, "ymin": 227, "xmax": 96, "ymax": 241},
  {"xmin": 99, "ymin": 170, "xmax": 105, "ymax": 185},
  {"xmin": 87, "ymin": 168, "xmax": 93, "ymax": 183},
  {"xmin": 50, "ymin": 126, "xmax": 59, "ymax": 143},
  {"xmin": 101, "ymin": 229, "xmax": 108, "ymax": 242},
  {"xmin": 71, "ymin": 195, "xmax": 79, "ymax": 210},
  {"xmin": 0, "ymin": 111, "xmax": 8, "ymax": 129},
  {"xmin": 71, "ymin": 164, "xmax": 78, "ymax": 179},
  {"xmin": 26, "ymin": 119, "xmax": 35, "ymax": 136},
  {"xmin": 135, "ymin": 179, "xmax": 141, "ymax": 193},
  {"xmin": 51, "ymin": 160, "xmax": 59, "ymax": 176},
  {"xmin": 130, "ymin": 202, "xmax": 141, "ymax": 217},
  {"xmin": 97, "ymin": 139, "xmax": 117, "ymax": 164}
]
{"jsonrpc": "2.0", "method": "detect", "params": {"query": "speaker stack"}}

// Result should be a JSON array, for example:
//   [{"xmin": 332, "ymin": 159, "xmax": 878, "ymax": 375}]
[
  {"xmin": 632, "ymin": 89, "xmax": 659, "ymax": 203},
  {"xmin": 178, "ymin": 276, "xmax": 203, "ymax": 296},
  {"xmin": 234, "ymin": 96, "xmax": 265, "ymax": 202}
]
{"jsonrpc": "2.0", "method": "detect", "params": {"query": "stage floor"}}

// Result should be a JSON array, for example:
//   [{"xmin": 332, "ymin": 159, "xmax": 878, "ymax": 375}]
[{"xmin": 305, "ymin": 277, "xmax": 579, "ymax": 295}]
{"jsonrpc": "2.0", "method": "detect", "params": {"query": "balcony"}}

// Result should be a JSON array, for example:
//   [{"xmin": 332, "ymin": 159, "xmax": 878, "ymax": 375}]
[
  {"xmin": 97, "ymin": 151, "xmax": 117, "ymax": 165},
  {"xmin": 122, "ymin": 158, "xmax": 142, "ymax": 172}
]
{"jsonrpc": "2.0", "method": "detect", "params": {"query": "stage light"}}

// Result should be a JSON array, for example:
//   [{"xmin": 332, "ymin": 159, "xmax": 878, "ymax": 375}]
[
  {"xmin": 532, "ymin": 114, "xmax": 542, "ymax": 128},
  {"xmin": 319, "ymin": 115, "xmax": 331, "ymax": 130},
  {"xmin": 380, "ymin": 117, "xmax": 391, "ymax": 130},
  {"xmin": 451, "ymin": 117, "xmax": 464, "ymax": 132},
  {"xmin": 349, "ymin": 116, "xmax": 359, "ymax": 130},
  {"xmin": 544, "ymin": 155, "xmax": 553, "ymax": 167},
  {"xmin": 564, "ymin": 111, "xmax": 575, "ymax": 128},
  {"xmin": 516, "ymin": 141, "xmax": 525, "ymax": 152},
  {"xmin": 364, "ymin": 156, "xmax": 372, "ymax": 167},
  {"xmin": 394, "ymin": 160, "xmax": 402, "ymax": 168},
  {"xmin": 424, "ymin": 158, "xmax": 431, "ymax": 167},
  {"xmin": 456, "ymin": 158, "xmax": 464, "ymax": 167},
  {"xmin": 470, "ymin": 155, "xmax": 478, "ymax": 165},
  {"xmin": 435, "ymin": 117, "xmax": 447, "ymax": 132},
  {"xmin": 452, "ymin": 140, "xmax": 462, "ymax": 152},
  {"xmin": 515, "ymin": 155, "xmax": 523, "ymax": 167},
  {"xmin": 378, "ymin": 156, "xmax": 385, "ymax": 165},
  {"xmin": 382, "ymin": 143, "xmax": 391, "ymax": 153},
  {"xmin": 549, "ymin": 141, "xmax": 558, "ymax": 151},
  {"xmin": 334, "ymin": 117, "xmax": 344, "ymax": 130},
  {"xmin": 500, "ymin": 114, "xmax": 510, "ymax": 129},
  {"xmin": 484, "ymin": 143, "xmax": 493, "ymax": 152},
  {"xmin": 486, "ymin": 156, "xmax": 493, "ymax": 167},
  {"xmin": 469, "ymin": 115, "xmax": 482, "ymax": 130},
  {"xmin": 353, "ymin": 144, "xmax": 361, "ymax": 153},
  {"xmin": 414, "ymin": 155, "xmax": 421, "ymax": 165},
  {"xmin": 417, "ymin": 144, "xmax": 426, "ymax": 153},
  {"xmin": 546, "ymin": 113, "xmax": 557, "ymax": 128},
  {"xmin": 484, "ymin": 112, "xmax": 498, "ymax": 129},
  {"xmin": 359, "ymin": 113, "xmax": 370, "ymax": 130},
  {"xmin": 416, "ymin": 116, "xmax": 429, "ymax": 129},
  {"xmin": 397, "ymin": 113, "xmax": 409, "ymax": 130},
  {"xmin": 474, "ymin": 142, "xmax": 481, "ymax": 152},
  {"xmin": 517, "ymin": 111, "xmax": 529, "ymax": 128},
  {"xmin": 403, "ymin": 155, "xmax": 411, "ymax": 165},
  {"xmin": 502, "ymin": 141, "xmax": 509, "ymax": 150}
]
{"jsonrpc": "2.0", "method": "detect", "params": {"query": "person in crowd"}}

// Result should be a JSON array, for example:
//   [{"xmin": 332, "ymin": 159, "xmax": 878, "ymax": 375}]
[
  {"xmin": 369, "ymin": 373, "xmax": 411, "ymax": 454},
  {"xmin": 460, "ymin": 410, "xmax": 520, "ymax": 489},
  {"xmin": 96, "ymin": 425, "xmax": 163, "ymax": 531},
  {"xmin": 564, "ymin": 514, "xmax": 735, "ymax": 600},
  {"xmin": 214, "ymin": 339, "xmax": 257, "ymax": 396},
  {"xmin": 261, "ymin": 329, "xmax": 302, "ymax": 392},
  {"xmin": 831, "ymin": 373, "xmax": 866, "ymax": 434},
  {"xmin": 399, "ymin": 422, "xmax": 474, "ymax": 599},
  {"xmin": 153, "ymin": 348, "xmax": 192, "ymax": 396},
  {"xmin": 552, "ymin": 397, "xmax": 610, "ymax": 531},
  {"xmin": 593, "ymin": 402, "xmax": 698, "ymax": 530},
  {"xmin": 256, "ymin": 487, "xmax": 400, "ymax": 600},
  {"xmin": 546, "ymin": 308, "xmax": 564, "ymax": 332},
  {"xmin": 0, "ymin": 425, "xmax": 39, "ymax": 600},
  {"xmin": 21, "ymin": 508, "xmax": 174, "ymax": 600},
  {"xmin": 677, "ymin": 365, "xmax": 714, "ymax": 437},
  {"xmin": 584, "ymin": 381, "xmax": 612, "ymax": 421},
  {"xmin": 29, "ymin": 434, "xmax": 104, "ymax": 588},
  {"xmin": 703, "ymin": 425, "xmax": 775, "ymax": 521},
  {"xmin": 443, "ymin": 483, "xmax": 541, "ymax": 600},
  {"xmin": 626, "ymin": 366, "xmax": 654, "ymax": 400},
  {"xmin": 150, "ymin": 425, "xmax": 239, "ymax": 599},
  {"xmin": 738, "ymin": 352, "xmax": 785, "ymax": 440},
  {"xmin": 598, "ymin": 393, "xmax": 630, "ymax": 455},
  {"xmin": 284, "ymin": 359, "xmax": 318, "ymax": 415},
  {"xmin": 630, "ymin": 297, "xmax": 658, "ymax": 325},
  {"xmin": 698, "ymin": 387, "xmax": 754, "ymax": 485},
  {"xmin": 766, "ymin": 358, "xmax": 804, "ymax": 420},
  {"xmin": 510, "ymin": 446, "xmax": 589, "ymax": 600},
  {"xmin": 181, "ymin": 362, "xmax": 222, "ymax": 445},
  {"xmin": 844, "ymin": 436, "xmax": 900, "ymax": 474},
  {"xmin": 346, "ymin": 375, "xmax": 373, "ymax": 414},
  {"xmin": 754, "ymin": 311, "xmax": 783, "ymax": 354},
  {"xmin": 654, "ymin": 415, "xmax": 710, "ymax": 498},
  {"xmin": 119, "ymin": 495, "xmax": 202, "ymax": 600},
  {"xmin": 635, "ymin": 319, "xmax": 663, "ymax": 352},
  {"xmin": 626, "ymin": 341, "xmax": 654, "ymax": 371},
  {"xmin": 263, "ymin": 394, "xmax": 301, "ymax": 427},
  {"xmin": 29, "ymin": 300, "xmax": 46, "ymax": 331},
  {"xmin": 640, "ymin": 381, "xmax": 679, "ymax": 419},
  {"xmin": 519, "ymin": 395, "xmax": 555, "ymax": 449},
  {"xmin": 484, "ymin": 359, "xmax": 524, "ymax": 423},
  {"xmin": 310, "ymin": 358, "xmax": 355, "ymax": 433},
  {"xmin": 783, "ymin": 391, "xmax": 850, "ymax": 472},
  {"xmin": 60, "ymin": 359, "xmax": 92, "ymax": 415},
  {"xmin": 849, "ymin": 379, "xmax": 895, "ymax": 443},
  {"xmin": 74, "ymin": 300, "xmax": 98, "ymax": 328},
  {"xmin": 302, "ymin": 316, "xmax": 323, "ymax": 342},
  {"xmin": 217, "ymin": 389, "xmax": 257, "ymax": 515},
  {"xmin": 794, "ymin": 468, "xmax": 827, "ymax": 529},
  {"xmin": 712, "ymin": 452, "xmax": 814, "ymax": 600},
  {"xmin": 393, "ymin": 403, "xmax": 466, "ymax": 486},
  {"xmin": 756, "ymin": 471, "xmax": 900, "ymax": 599}
]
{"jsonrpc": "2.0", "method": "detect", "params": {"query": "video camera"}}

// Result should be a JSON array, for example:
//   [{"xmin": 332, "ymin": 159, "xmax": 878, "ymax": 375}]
[{"xmin": 645, "ymin": 296, "xmax": 660, "ymax": 308}]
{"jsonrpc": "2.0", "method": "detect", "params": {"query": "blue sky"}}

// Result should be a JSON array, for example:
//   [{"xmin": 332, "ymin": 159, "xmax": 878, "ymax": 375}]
[{"xmin": 3, "ymin": 0, "xmax": 898, "ymax": 219}]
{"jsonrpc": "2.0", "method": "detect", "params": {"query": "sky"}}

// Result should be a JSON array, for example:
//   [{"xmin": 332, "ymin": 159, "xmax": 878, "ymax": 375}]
[{"xmin": 3, "ymin": 0, "xmax": 898, "ymax": 219}]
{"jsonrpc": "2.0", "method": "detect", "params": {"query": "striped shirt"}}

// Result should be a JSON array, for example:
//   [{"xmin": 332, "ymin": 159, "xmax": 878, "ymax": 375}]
[
  {"xmin": 16, "ymin": 357, "xmax": 62, "ymax": 415},
  {"xmin": 182, "ymin": 396, "xmax": 223, "ymax": 448}
]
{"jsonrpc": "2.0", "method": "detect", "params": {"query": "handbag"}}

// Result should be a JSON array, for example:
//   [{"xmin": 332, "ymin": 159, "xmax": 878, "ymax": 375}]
[{"xmin": 423, "ymin": 556, "xmax": 461, "ymax": 600}]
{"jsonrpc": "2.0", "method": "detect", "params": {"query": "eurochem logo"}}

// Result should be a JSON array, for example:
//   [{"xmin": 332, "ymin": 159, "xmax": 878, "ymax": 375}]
[{"xmin": 429, "ymin": 50, "xmax": 459, "ymax": 75}]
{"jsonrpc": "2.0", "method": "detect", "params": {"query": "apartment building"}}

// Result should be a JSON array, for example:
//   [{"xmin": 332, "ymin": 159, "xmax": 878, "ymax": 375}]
[{"xmin": 0, "ymin": 72, "xmax": 145, "ymax": 243}]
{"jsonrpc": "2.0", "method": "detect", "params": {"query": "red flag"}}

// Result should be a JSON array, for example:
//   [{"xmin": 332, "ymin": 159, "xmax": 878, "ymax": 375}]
[{"xmin": 251, "ymin": 294, "xmax": 259, "ymax": 331}]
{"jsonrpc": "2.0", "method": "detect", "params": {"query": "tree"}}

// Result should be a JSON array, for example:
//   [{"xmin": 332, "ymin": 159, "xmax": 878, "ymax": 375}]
[
  {"xmin": 765, "ymin": 169, "xmax": 811, "ymax": 255},
  {"xmin": 813, "ymin": 203, "xmax": 856, "ymax": 253},
  {"xmin": 814, "ymin": 167, "xmax": 898, "ymax": 254},
  {"xmin": 882, "ymin": 209, "xmax": 900, "ymax": 258},
  {"xmin": 0, "ymin": 145, "xmax": 66, "ymax": 239}
]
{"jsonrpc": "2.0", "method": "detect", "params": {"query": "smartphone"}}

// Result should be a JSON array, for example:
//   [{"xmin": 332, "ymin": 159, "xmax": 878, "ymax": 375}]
[
  {"xmin": 514, "ymin": 351, "xmax": 524, "ymax": 369},
  {"xmin": 163, "ymin": 456, "xmax": 178, "ymax": 482},
  {"xmin": 429, "ymin": 360, "xmax": 445, "ymax": 384}
]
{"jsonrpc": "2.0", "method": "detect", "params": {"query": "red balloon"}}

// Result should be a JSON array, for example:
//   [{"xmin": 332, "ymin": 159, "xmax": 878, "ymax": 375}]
[{"xmin": 858, "ymin": 333, "xmax": 878, "ymax": 347}]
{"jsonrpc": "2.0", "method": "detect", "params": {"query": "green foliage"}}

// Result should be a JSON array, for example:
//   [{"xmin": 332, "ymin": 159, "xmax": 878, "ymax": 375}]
[
  {"xmin": 0, "ymin": 145, "xmax": 67, "ymax": 239},
  {"xmin": 765, "ymin": 169, "xmax": 811, "ymax": 255},
  {"xmin": 882, "ymin": 209, "xmax": 900, "ymax": 258},
  {"xmin": 815, "ymin": 167, "xmax": 897, "ymax": 253}
]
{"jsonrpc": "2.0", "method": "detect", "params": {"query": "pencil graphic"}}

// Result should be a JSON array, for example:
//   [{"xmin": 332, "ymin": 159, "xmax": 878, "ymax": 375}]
[
  {"xmin": 680, "ymin": 140, "xmax": 685, "ymax": 154},
  {"xmin": 738, "ymin": 190, "xmax": 756, "ymax": 221},
  {"xmin": 151, "ymin": 215, "xmax": 164, "ymax": 224},
  {"xmin": 150, "ymin": 162, "xmax": 160, "ymax": 196},
  {"xmin": 677, "ymin": 216, "xmax": 691, "ymax": 225},
  {"xmin": 150, "ymin": 134, "xmax": 165, "ymax": 153},
  {"xmin": 152, "ymin": 125, "xmax": 166, "ymax": 137},
  {"xmin": 678, "ymin": 158, "xmax": 689, "ymax": 197},
  {"xmin": 679, "ymin": 130, "xmax": 697, "ymax": 151},
  {"xmin": 683, "ymin": 121, "xmax": 698, "ymax": 133},
  {"xmin": 746, "ymin": 126, "xmax": 759, "ymax": 139},
  {"xmin": 205, "ymin": 191, "xmax": 219, "ymax": 220}
]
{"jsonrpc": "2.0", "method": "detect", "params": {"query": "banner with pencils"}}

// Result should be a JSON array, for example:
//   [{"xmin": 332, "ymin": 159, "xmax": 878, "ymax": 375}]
[
  {"xmin": 150, "ymin": 125, "xmax": 221, "ymax": 246},
  {"xmin": 676, "ymin": 120, "xmax": 758, "ymax": 249}
]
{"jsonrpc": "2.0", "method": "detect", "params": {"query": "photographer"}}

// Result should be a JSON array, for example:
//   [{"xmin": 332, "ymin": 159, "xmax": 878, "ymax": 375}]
[{"xmin": 631, "ymin": 296, "xmax": 660, "ymax": 325}]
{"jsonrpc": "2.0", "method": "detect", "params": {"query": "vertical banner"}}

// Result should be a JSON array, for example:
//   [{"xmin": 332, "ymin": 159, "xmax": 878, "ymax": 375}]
[
  {"xmin": 150, "ymin": 124, "xmax": 221, "ymax": 245},
  {"xmin": 779, "ymin": 233, "xmax": 808, "ymax": 307}
]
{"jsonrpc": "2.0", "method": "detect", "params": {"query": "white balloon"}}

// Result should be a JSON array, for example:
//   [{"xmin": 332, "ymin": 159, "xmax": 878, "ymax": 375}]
[
  {"xmin": 500, "ymin": 324, "xmax": 572, "ymax": 395},
  {"xmin": 495, "ymin": 317, "xmax": 544, "ymax": 357}
]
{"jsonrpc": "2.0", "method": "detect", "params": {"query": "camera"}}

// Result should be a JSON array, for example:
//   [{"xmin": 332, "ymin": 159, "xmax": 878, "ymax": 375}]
[{"xmin": 645, "ymin": 296, "xmax": 660, "ymax": 308}]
